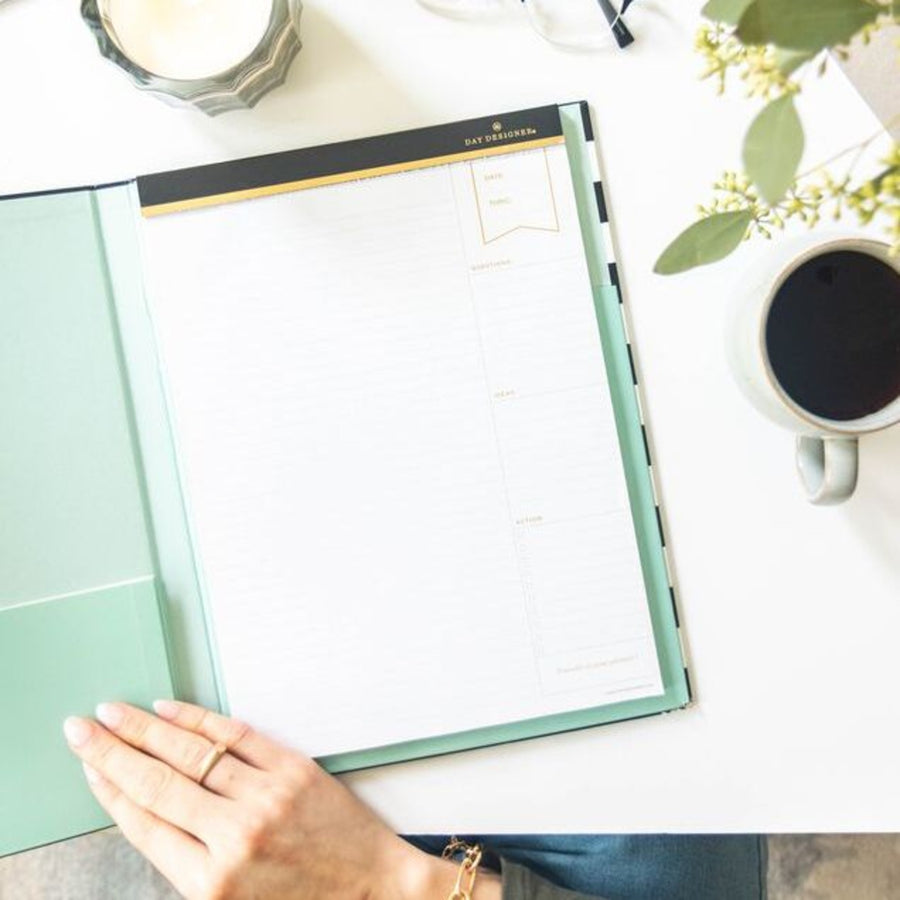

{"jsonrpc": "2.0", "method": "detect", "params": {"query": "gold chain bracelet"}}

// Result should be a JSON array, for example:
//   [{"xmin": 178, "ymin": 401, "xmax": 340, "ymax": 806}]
[{"xmin": 442, "ymin": 837, "xmax": 483, "ymax": 900}]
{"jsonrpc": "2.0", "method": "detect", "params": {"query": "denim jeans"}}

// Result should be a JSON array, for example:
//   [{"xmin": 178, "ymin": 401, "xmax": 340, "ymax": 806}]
[{"xmin": 405, "ymin": 834, "xmax": 767, "ymax": 900}]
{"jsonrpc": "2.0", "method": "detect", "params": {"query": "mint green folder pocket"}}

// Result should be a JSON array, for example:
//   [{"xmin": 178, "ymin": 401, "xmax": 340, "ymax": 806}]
[{"xmin": 0, "ymin": 580, "xmax": 172, "ymax": 857}]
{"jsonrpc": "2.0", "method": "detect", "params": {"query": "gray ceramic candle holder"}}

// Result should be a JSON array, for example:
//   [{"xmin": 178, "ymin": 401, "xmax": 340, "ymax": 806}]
[{"xmin": 80, "ymin": 0, "xmax": 303, "ymax": 116}]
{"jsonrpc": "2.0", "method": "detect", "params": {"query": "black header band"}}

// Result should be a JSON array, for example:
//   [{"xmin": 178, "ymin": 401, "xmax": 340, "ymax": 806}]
[{"xmin": 138, "ymin": 105, "xmax": 564, "ymax": 217}]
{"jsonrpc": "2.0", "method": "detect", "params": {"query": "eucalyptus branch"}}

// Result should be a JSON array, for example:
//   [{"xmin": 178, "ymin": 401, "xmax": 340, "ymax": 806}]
[
  {"xmin": 695, "ymin": 23, "xmax": 802, "ymax": 98},
  {"xmin": 794, "ymin": 126, "xmax": 893, "ymax": 182},
  {"xmin": 655, "ymin": 0, "xmax": 900, "ymax": 274},
  {"xmin": 700, "ymin": 145, "xmax": 900, "ymax": 255}
]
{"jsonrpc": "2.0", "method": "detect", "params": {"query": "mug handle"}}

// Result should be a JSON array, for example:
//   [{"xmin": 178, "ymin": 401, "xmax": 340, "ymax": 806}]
[{"xmin": 795, "ymin": 436, "xmax": 858, "ymax": 505}]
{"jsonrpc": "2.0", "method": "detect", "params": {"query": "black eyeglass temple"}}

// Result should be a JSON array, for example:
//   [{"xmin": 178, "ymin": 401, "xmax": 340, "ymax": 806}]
[
  {"xmin": 518, "ymin": 0, "xmax": 637, "ymax": 51},
  {"xmin": 596, "ymin": 0, "xmax": 635, "ymax": 49}
]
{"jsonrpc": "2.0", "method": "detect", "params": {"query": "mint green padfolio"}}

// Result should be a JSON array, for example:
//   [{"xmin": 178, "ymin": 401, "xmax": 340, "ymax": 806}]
[{"xmin": 0, "ymin": 103, "xmax": 689, "ymax": 855}]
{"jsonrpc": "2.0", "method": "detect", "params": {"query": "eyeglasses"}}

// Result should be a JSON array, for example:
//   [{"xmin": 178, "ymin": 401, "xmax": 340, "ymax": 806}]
[{"xmin": 417, "ymin": 0, "xmax": 640, "ymax": 52}]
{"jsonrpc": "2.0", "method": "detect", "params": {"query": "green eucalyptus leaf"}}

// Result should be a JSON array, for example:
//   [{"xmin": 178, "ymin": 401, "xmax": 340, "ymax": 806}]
[
  {"xmin": 654, "ymin": 210, "xmax": 753, "ymax": 275},
  {"xmin": 701, "ymin": 0, "xmax": 755, "ymax": 25},
  {"xmin": 737, "ymin": 0, "xmax": 880, "ymax": 52},
  {"xmin": 773, "ymin": 47, "xmax": 817, "ymax": 76},
  {"xmin": 743, "ymin": 94, "xmax": 804, "ymax": 204}
]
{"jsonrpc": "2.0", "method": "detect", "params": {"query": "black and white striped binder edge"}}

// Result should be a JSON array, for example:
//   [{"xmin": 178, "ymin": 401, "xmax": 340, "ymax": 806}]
[{"xmin": 579, "ymin": 109, "xmax": 693, "ymax": 703}]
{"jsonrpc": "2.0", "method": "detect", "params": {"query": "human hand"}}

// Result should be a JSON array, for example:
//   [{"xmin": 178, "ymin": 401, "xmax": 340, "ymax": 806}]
[{"xmin": 62, "ymin": 701, "xmax": 499, "ymax": 900}]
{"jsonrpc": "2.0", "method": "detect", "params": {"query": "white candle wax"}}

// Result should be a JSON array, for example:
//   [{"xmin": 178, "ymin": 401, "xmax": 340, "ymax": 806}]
[{"xmin": 105, "ymin": 0, "xmax": 274, "ymax": 81}]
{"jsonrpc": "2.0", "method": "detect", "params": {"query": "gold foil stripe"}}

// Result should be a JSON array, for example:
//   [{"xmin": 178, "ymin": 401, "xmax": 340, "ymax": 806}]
[{"xmin": 141, "ymin": 135, "xmax": 566, "ymax": 217}]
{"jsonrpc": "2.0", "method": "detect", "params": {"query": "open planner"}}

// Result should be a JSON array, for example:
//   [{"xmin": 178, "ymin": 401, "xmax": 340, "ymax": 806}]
[{"xmin": 0, "ymin": 103, "xmax": 689, "ymax": 856}]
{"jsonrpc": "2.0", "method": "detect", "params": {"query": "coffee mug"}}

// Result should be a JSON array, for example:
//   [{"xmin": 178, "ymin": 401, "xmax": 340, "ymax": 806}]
[{"xmin": 727, "ymin": 235, "xmax": 900, "ymax": 505}]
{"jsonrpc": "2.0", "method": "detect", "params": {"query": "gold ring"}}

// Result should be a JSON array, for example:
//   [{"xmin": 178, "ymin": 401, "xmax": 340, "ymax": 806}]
[{"xmin": 196, "ymin": 741, "xmax": 228, "ymax": 786}]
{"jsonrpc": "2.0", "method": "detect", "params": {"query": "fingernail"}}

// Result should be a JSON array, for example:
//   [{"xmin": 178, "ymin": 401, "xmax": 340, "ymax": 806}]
[
  {"xmin": 95, "ymin": 702, "xmax": 124, "ymax": 730},
  {"xmin": 63, "ymin": 716, "xmax": 92, "ymax": 747},
  {"xmin": 83, "ymin": 763, "xmax": 102, "ymax": 786},
  {"xmin": 153, "ymin": 699, "xmax": 179, "ymax": 720}
]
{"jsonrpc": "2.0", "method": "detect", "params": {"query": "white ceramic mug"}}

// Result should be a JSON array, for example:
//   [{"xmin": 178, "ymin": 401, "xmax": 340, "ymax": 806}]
[{"xmin": 727, "ymin": 235, "xmax": 900, "ymax": 505}]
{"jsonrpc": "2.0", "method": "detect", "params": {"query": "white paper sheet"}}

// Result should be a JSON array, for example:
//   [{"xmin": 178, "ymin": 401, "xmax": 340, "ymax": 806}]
[{"xmin": 141, "ymin": 144, "xmax": 663, "ymax": 757}]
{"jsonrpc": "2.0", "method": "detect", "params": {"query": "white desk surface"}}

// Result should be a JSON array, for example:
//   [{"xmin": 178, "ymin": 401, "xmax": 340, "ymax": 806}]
[{"xmin": 3, "ymin": 0, "xmax": 897, "ymax": 833}]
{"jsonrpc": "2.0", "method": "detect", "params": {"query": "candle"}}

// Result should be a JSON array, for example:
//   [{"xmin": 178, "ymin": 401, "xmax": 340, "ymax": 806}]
[{"xmin": 104, "ymin": 0, "xmax": 274, "ymax": 81}]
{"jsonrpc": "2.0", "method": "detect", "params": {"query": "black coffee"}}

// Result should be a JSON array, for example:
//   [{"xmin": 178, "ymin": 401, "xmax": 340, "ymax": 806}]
[{"xmin": 765, "ymin": 249, "xmax": 900, "ymax": 421}]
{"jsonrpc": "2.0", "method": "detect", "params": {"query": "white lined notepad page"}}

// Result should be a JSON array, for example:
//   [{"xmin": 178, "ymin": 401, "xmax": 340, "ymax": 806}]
[{"xmin": 141, "ymin": 144, "xmax": 663, "ymax": 757}]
